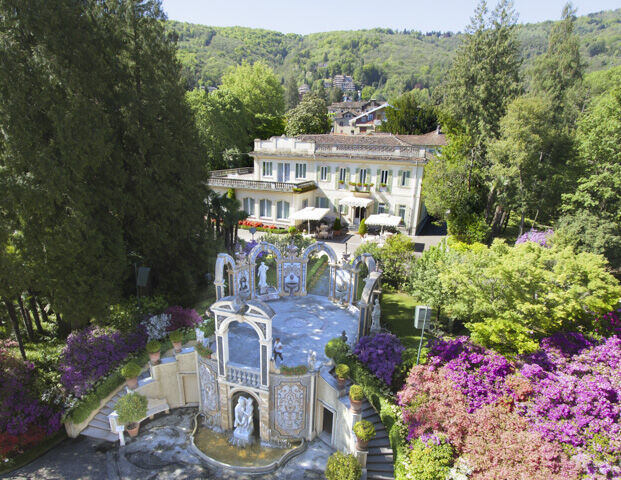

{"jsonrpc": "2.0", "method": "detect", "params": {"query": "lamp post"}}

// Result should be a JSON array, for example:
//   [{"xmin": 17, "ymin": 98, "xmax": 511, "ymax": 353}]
[{"xmin": 415, "ymin": 305, "xmax": 432, "ymax": 365}]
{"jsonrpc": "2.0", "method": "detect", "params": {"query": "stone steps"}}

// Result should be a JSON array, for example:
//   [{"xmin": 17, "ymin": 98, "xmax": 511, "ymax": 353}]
[
  {"xmin": 79, "ymin": 387, "xmax": 127, "ymax": 443},
  {"xmin": 81, "ymin": 425, "xmax": 118, "ymax": 443},
  {"xmin": 360, "ymin": 399, "xmax": 394, "ymax": 480}
]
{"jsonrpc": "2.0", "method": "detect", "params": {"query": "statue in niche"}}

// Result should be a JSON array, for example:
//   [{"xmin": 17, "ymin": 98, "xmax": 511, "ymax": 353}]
[
  {"xmin": 234, "ymin": 396, "xmax": 246, "ymax": 429},
  {"xmin": 371, "ymin": 298, "xmax": 381, "ymax": 333},
  {"xmin": 258, "ymin": 262, "xmax": 269, "ymax": 294},
  {"xmin": 238, "ymin": 272, "xmax": 249, "ymax": 293},
  {"xmin": 233, "ymin": 396, "xmax": 254, "ymax": 438},
  {"xmin": 242, "ymin": 397, "xmax": 254, "ymax": 432}
]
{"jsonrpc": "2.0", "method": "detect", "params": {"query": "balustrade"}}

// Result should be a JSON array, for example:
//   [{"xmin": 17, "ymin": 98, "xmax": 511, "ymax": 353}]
[{"xmin": 226, "ymin": 364, "xmax": 262, "ymax": 389}]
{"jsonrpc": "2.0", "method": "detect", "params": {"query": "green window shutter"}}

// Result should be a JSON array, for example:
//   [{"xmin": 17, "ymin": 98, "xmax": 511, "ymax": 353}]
[
  {"xmin": 387, "ymin": 169, "xmax": 393, "ymax": 192},
  {"xmin": 316, "ymin": 165, "xmax": 321, "ymax": 181},
  {"xmin": 405, "ymin": 170, "xmax": 412, "ymax": 187},
  {"xmin": 346, "ymin": 168, "xmax": 351, "ymax": 183},
  {"xmin": 397, "ymin": 170, "xmax": 403, "ymax": 187},
  {"xmin": 327, "ymin": 166, "xmax": 331, "ymax": 182}
]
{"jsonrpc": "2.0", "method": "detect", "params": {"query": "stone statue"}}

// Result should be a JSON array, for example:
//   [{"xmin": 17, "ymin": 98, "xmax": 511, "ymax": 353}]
[
  {"xmin": 232, "ymin": 396, "xmax": 254, "ymax": 445},
  {"xmin": 234, "ymin": 397, "xmax": 246, "ymax": 429},
  {"xmin": 242, "ymin": 397, "xmax": 254, "ymax": 433},
  {"xmin": 258, "ymin": 262, "xmax": 269, "ymax": 294},
  {"xmin": 307, "ymin": 350, "xmax": 317, "ymax": 371},
  {"xmin": 371, "ymin": 298, "xmax": 381, "ymax": 333}
]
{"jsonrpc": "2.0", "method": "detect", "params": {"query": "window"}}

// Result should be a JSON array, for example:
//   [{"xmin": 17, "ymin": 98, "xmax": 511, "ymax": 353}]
[
  {"xmin": 315, "ymin": 197, "xmax": 329, "ymax": 209},
  {"xmin": 398, "ymin": 205, "xmax": 407, "ymax": 223},
  {"xmin": 302, "ymin": 199, "xmax": 308, "ymax": 209},
  {"xmin": 339, "ymin": 168, "xmax": 347, "ymax": 183},
  {"xmin": 400, "ymin": 170, "xmax": 411, "ymax": 187},
  {"xmin": 295, "ymin": 163, "xmax": 306, "ymax": 179},
  {"xmin": 243, "ymin": 198, "xmax": 255, "ymax": 217},
  {"xmin": 377, "ymin": 203, "xmax": 386, "ymax": 214},
  {"xmin": 339, "ymin": 204, "xmax": 348, "ymax": 215},
  {"xmin": 259, "ymin": 199, "xmax": 272, "ymax": 217},
  {"xmin": 276, "ymin": 201, "xmax": 290, "ymax": 219},
  {"xmin": 262, "ymin": 161, "xmax": 273, "ymax": 177},
  {"xmin": 380, "ymin": 169, "xmax": 389, "ymax": 185},
  {"xmin": 359, "ymin": 169, "xmax": 367, "ymax": 184},
  {"xmin": 320, "ymin": 166, "xmax": 329, "ymax": 181}
]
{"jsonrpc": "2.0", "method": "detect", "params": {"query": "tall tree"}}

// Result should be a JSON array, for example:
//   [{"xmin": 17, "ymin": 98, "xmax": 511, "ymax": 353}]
[
  {"xmin": 219, "ymin": 61, "xmax": 285, "ymax": 139},
  {"xmin": 379, "ymin": 91, "xmax": 437, "ymax": 135},
  {"xmin": 284, "ymin": 76, "xmax": 299, "ymax": 110},
  {"xmin": 285, "ymin": 93, "xmax": 331, "ymax": 136}
]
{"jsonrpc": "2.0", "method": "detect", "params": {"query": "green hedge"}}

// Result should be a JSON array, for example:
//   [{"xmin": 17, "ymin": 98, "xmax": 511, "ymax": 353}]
[
  {"xmin": 64, "ymin": 329, "xmax": 195, "ymax": 424},
  {"xmin": 306, "ymin": 255, "xmax": 328, "ymax": 291},
  {"xmin": 335, "ymin": 352, "xmax": 408, "ymax": 480}
]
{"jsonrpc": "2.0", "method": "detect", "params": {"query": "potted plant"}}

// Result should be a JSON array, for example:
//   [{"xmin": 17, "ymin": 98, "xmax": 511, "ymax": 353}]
[
  {"xmin": 335, "ymin": 363, "xmax": 350, "ymax": 388},
  {"xmin": 115, "ymin": 392, "xmax": 148, "ymax": 438},
  {"xmin": 169, "ymin": 329, "xmax": 183, "ymax": 353},
  {"xmin": 349, "ymin": 384, "xmax": 364, "ymax": 413},
  {"xmin": 195, "ymin": 343, "xmax": 213, "ymax": 359},
  {"xmin": 353, "ymin": 419, "xmax": 376, "ymax": 450},
  {"xmin": 325, "ymin": 451, "xmax": 362, "ymax": 480},
  {"xmin": 332, "ymin": 217, "xmax": 342, "ymax": 236},
  {"xmin": 358, "ymin": 218, "xmax": 367, "ymax": 237},
  {"xmin": 146, "ymin": 340, "xmax": 161, "ymax": 365},
  {"xmin": 121, "ymin": 361, "xmax": 141, "ymax": 390},
  {"xmin": 324, "ymin": 337, "xmax": 349, "ymax": 364}
]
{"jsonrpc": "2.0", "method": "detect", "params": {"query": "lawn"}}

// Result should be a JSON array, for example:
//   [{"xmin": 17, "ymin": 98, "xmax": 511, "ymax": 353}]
[{"xmin": 380, "ymin": 291, "xmax": 431, "ymax": 349}]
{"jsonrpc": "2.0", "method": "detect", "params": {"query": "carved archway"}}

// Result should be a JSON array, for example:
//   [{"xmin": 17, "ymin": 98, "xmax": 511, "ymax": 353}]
[
  {"xmin": 301, "ymin": 242, "xmax": 338, "ymax": 298},
  {"xmin": 214, "ymin": 253, "xmax": 236, "ymax": 300},
  {"xmin": 248, "ymin": 242, "xmax": 284, "ymax": 297}
]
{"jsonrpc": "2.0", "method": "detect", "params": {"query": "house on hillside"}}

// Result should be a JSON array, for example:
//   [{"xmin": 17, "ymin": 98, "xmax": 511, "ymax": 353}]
[
  {"xmin": 329, "ymin": 100, "xmax": 389, "ymax": 135},
  {"xmin": 206, "ymin": 132, "xmax": 447, "ymax": 235},
  {"xmin": 333, "ymin": 75, "xmax": 355, "ymax": 91}
]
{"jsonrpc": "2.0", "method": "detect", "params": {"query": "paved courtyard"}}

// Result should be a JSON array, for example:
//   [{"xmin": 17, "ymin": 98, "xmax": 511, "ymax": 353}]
[{"xmin": 6, "ymin": 408, "xmax": 333, "ymax": 480}]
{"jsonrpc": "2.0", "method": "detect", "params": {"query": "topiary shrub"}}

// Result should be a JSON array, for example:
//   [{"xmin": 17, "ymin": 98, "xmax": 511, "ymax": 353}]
[
  {"xmin": 146, "ymin": 340, "xmax": 161, "ymax": 354},
  {"xmin": 353, "ymin": 419, "xmax": 376, "ymax": 441},
  {"xmin": 325, "ymin": 337, "xmax": 349, "ymax": 360},
  {"xmin": 405, "ymin": 434, "xmax": 455, "ymax": 480},
  {"xmin": 333, "ymin": 217, "xmax": 342, "ymax": 231},
  {"xmin": 349, "ymin": 384, "xmax": 364, "ymax": 401},
  {"xmin": 335, "ymin": 363, "xmax": 350, "ymax": 380},
  {"xmin": 115, "ymin": 392, "xmax": 148, "ymax": 427},
  {"xmin": 325, "ymin": 451, "xmax": 362, "ymax": 480},
  {"xmin": 121, "ymin": 361, "xmax": 141, "ymax": 379},
  {"xmin": 358, "ymin": 218, "xmax": 367, "ymax": 236},
  {"xmin": 168, "ymin": 329, "xmax": 183, "ymax": 343}
]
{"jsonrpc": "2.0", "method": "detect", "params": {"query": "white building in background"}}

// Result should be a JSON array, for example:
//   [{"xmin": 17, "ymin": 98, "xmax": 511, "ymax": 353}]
[{"xmin": 207, "ymin": 132, "xmax": 446, "ymax": 235}]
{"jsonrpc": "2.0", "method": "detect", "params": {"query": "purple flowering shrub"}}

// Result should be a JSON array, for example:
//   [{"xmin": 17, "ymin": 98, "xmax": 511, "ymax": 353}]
[
  {"xmin": 354, "ymin": 333, "xmax": 405, "ymax": 385},
  {"xmin": 595, "ymin": 308, "xmax": 621, "ymax": 338},
  {"xmin": 515, "ymin": 228, "xmax": 554, "ymax": 247},
  {"xmin": 165, "ymin": 306, "xmax": 201, "ymax": 331},
  {"xmin": 1, "ymin": 351, "xmax": 62, "ymax": 458},
  {"xmin": 59, "ymin": 326, "xmax": 146, "ymax": 397}
]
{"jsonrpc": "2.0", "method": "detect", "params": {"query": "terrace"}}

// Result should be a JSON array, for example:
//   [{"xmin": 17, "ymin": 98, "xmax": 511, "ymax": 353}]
[{"xmin": 207, "ymin": 167, "xmax": 316, "ymax": 193}]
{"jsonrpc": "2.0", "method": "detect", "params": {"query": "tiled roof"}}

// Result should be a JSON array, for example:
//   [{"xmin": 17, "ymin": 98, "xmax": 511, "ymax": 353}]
[{"xmin": 297, "ymin": 131, "xmax": 446, "ymax": 147}]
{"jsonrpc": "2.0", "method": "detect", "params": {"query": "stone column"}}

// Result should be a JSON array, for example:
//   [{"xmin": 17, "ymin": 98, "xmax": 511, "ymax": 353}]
[
  {"xmin": 358, "ymin": 300, "xmax": 369, "ymax": 340},
  {"xmin": 259, "ymin": 390, "xmax": 270, "ymax": 442}
]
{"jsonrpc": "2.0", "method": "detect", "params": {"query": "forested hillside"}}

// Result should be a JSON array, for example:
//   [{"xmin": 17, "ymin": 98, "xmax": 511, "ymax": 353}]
[{"xmin": 168, "ymin": 8, "xmax": 621, "ymax": 99}]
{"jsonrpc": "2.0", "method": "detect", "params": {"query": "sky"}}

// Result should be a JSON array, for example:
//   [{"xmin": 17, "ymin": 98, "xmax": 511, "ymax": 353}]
[{"xmin": 159, "ymin": 0, "xmax": 619, "ymax": 34}]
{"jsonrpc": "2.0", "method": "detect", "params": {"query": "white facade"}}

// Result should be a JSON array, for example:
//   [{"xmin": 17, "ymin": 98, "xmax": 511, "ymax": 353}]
[{"xmin": 208, "ymin": 135, "xmax": 443, "ymax": 235}]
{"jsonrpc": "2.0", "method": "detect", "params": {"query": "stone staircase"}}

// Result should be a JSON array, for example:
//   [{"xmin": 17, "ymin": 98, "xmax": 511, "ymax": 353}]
[
  {"xmin": 80, "ymin": 370, "xmax": 154, "ymax": 443},
  {"xmin": 361, "ymin": 399, "xmax": 395, "ymax": 480}
]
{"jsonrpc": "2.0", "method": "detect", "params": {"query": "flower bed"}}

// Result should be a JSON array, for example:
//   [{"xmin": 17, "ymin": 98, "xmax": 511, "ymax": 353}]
[
  {"xmin": 238, "ymin": 220, "xmax": 288, "ymax": 234},
  {"xmin": 398, "ymin": 334, "xmax": 621, "ymax": 479},
  {"xmin": 354, "ymin": 333, "xmax": 405, "ymax": 386}
]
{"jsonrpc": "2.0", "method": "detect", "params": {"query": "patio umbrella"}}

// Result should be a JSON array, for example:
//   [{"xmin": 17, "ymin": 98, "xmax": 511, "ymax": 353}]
[{"xmin": 291, "ymin": 207, "xmax": 330, "ymax": 233}]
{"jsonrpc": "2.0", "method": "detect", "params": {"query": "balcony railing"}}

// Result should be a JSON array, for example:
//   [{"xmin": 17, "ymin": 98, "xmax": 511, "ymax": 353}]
[
  {"xmin": 315, "ymin": 143, "xmax": 426, "ymax": 158},
  {"xmin": 226, "ymin": 364, "xmax": 262, "ymax": 389},
  {"xmin": 210, "ymin": 167, "xmax": 253, "ymax": 177},
  {"xmin": 207, "ymin": 176, "xmax": 316, "ymax": 193}
]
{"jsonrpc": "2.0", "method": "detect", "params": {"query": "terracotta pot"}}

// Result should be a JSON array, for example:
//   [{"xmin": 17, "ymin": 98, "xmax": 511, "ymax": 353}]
[
  {"xmin": 126, "ymin": 377, "xmax": 138, "ymax": 390},
  {"xmin": 356, "ymin": 437, "xmax": 369, "ymax": 451},
  {"xmin": 126, "ymin": 422, "xmax": 140, "ymax": 437},
  {"xmin": 149, "ymin": 351, "xmax": 161, "ymax": 365},
  {"xmin": 173, "ymin": 341, "xmax": 182, "ymax": 353},
  {"xmin": 350, "ymin": 398, "xmax": 362, "ymax": 413},
  {"xmin": 337, "ymin": 377, "xmax": 346, "ymax": 388}
]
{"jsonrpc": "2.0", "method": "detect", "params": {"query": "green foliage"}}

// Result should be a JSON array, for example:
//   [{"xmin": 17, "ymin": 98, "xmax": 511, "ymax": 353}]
[
  {"xmin": 335, "ymin": 363, "xmax": 350, "ymax": 379},
  {"xmin": 405, "ymin": 435, "xmax": 455, "ymax": 480},
  {"xmin": 353, "ymin": 419, "xmax": 376, "ymax": 441},
  {"xmin": 358, "ymin": 218, "xmax": 368, "ymax": 236},
  {"xmin": 349, "ymin": 384, "xmax": 364, "ymax": 401},
  {"xmin": 356, "ymin": 234, "xmax": 416, "ymax": 289},
  {"xmin": 168, "ymin": 330, "xmax": 183, "ymax": 343},
  {"xmin": 379, "ymin": 91, "xmax": 437, "ymax": 134},
  {"xmin": 261, "ymin": 232, "xmax": 315, "ymax": 253},
  {"xmin": 442, "ymin": 240, "xmax": 621, "ymax": 354},
  {"xmin": 325, "ymin": 451, "xmax": 362, "ymax": 480},
  {"xmin": 120, "ymin": 361, "xmax": 141, "ymax": 379},
  {"xmin": 146, "ymin": 340, "xmax": 161, "ymax": 354},
  {"xmin": 285, "ymin": 93, "xmax": 331, "ymax": 136},
  {"xmin": 287, "ymin": 226, "xmax": 297, "ymax": 234},
  {"xmin": 284, "ymin": 76, "xmax": 299, "ymax": 110},
  {"xmin": 332, "ymin": 217, "xmax": 341, "ymax": 231},
  {"xmin": 195, "ymin": 343, "xmax": 212, "ymax": 357},
  {"xmin": 115, "ymin": 392, "xmax": 148, "ymax": 426},
  {"xmin": 198, "ymin": 318, "xmax": 215, "ymax": 338},
  {"xmin": 280, "ymin": 365, "xmax": 308, "ymax": 375},
  {"xmin": 325, "ymin": 337, "xmax": 349, "ymax": 359}
]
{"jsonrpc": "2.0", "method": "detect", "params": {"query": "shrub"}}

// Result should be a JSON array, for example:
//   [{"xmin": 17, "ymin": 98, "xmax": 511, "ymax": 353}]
[
  {"xmin": 197, "ymin": 318, "xmax": 215, "ymax": 338},
  {"xmin": 115, "ymin": 392, "xmax": 148, "ymax": 426},
  {"xmin": 165, "ymin": 306, "xmax": 201, "ymax": 331},
  {"xmin": 143, "ymin": 313, "xmax": 171, "ymax": 341},
  {"xmin": 335, "ymin": 363, "xmax": 350, "ymax": 379},
  {"xmin": 168, "ymin": 330, "xmax": 183, "ymax": 343},
  {"xmin": 325, "ymin": 337, "xmax": 349, "ymax": 360},
  {"xmin": 325, "ymin": 452, "xmax": 361, "ymax": 480},
  {"xmin": 146, "ymin": 340, "xmax": 161, "ymax": 354},
  {"xmin": 515, "ymin": 228, "xmax": 553, "ymax": 247},
  {"xmin": 280, "ymin": 365, "xmax": 308, "ymax": 375},
  {"xmin": 349, "ymin": 384, "xmax": 364, "ymax": 401},
  {"xmin": 195, "ymin": 344, "xmax": 212, "ymax": 358},
  {"xmin": 120, "ymin": 361, "xmax": 141, "ymax": 379},
  {"xmin": 333, "ymin": 216, "xmax": 342, "ymax": 231},
  {"xmin": 358, "ymin": 218, "xmax": 367, "ymax": 236},
  {"xmin": 354, "ymin": 333, "xmax": 405, "ymax": 386},
  {"xmin": 404, "ymin": 434, "xmax": 454, "ymax": 480},
  {"xmin": 288, "ymin": 226, "xmax": 297, "ymax": 234},
  {"xmin": 353, "ymin": 420, "xmax": 376, "ymax": 441},
  {"xmin": 59, "ymin": 326, "xmax": 146, "ymax": 397}
]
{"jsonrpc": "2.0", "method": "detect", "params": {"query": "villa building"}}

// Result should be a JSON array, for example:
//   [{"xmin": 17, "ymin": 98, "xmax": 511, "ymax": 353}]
[{"xmin": 207, "ymin": 132, "xmax": 446, "ymax": 235}]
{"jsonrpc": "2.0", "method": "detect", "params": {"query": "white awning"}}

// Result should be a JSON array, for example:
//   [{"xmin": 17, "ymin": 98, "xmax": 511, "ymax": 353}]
[
  {"xmin": 291, "ymin": 207, "xmax": 330, "ymax": 221},
  {"xmin": 365, "ymin": 213, "xmax": 403, "ymax": 227},
  {"xmin": 339, "ymin": 196, "xmax": 374, "ymax": 208}
]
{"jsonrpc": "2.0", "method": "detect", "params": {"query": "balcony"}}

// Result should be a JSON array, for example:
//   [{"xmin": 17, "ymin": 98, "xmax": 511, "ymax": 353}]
[
  {"xmin": 226, "ymin": 364, "xmax": 264, "ymax": 390},
  {"xmin": 208, "ymin": 167, "xmax": 316, "ymax": 193}
]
